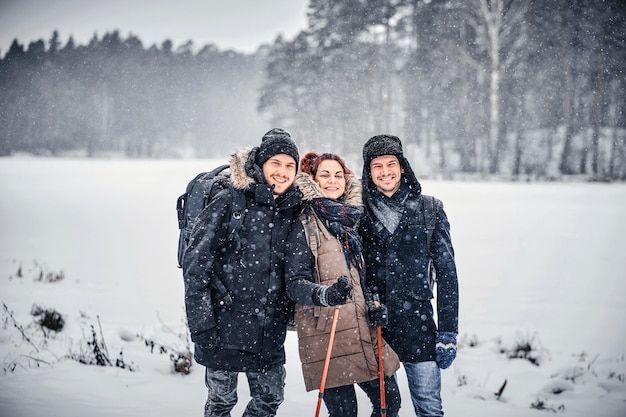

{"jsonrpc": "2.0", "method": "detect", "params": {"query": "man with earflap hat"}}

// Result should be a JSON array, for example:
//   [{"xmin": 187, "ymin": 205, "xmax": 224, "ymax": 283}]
[
  {"xmin": 182, "ymin": 127, "xmax": 352, "ymax": 417},
  {"xmin": 361, "ymin": 134, "xmax": 420, "ymax": 197},
  {"xmin": 358, "ymin": 134, "xmax": 459, "ymax": 417}
]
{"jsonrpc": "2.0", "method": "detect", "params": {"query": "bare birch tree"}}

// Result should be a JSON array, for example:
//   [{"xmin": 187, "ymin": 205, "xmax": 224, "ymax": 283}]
[{"xmin": 450, "ymin": 0, "xmax": 530, "ymax": 173}]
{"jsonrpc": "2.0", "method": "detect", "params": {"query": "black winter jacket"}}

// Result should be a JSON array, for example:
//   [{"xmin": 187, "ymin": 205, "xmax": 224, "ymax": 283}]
[
  {"xmin": 182, "ymin": 148, "xmax": 315, "ymax": 372},
  {"xmin": 359, "ymin": 158, "xmax": 459, "ymax": 363}
]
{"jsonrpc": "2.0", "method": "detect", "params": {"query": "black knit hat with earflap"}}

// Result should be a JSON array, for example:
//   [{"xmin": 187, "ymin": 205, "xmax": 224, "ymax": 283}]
[{"xmin": 255, "ymin": 128, "xmax": 299, "ymax": 167}]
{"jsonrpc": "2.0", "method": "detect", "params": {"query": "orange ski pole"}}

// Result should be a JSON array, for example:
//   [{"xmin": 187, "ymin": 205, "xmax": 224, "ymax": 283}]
[{"xmin": 315, "ymin": 306, "xmax": 340, "ymax": 417}]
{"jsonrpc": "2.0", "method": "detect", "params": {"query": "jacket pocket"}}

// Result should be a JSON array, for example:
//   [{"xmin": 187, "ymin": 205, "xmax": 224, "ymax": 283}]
[{"xmin": 216, "ymin": 308, "xmax": 262, "ymax": 353}]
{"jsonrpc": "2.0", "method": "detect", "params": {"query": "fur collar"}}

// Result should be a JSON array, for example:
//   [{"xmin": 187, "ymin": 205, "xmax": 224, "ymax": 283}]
[
  {"xmin": 295, "ymin": 172, "xmax": 362, "ymax": 207},
  {"xmin": 228, "ymin": 147, "xmax": 255, "ymax": 190}
]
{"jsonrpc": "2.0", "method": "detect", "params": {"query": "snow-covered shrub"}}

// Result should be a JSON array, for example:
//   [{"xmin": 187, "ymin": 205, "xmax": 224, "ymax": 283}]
[
  {"xmin": 10, "ymin": 260, "xmax": 64, "ymax": 283},
  {"xmin": 500, "ymin": 332, "xmax": 548, "ymax": 366},
  {"xmin": 530, "ymin": 398, "xmax": 565, "ymax": 413},
  {"xmin": 141, "ymin": 334, "xmax": 193, "ymax": 375},
  {"xmin": 30, "ymin": 304, "xmax": 65, "ymax": 332}
]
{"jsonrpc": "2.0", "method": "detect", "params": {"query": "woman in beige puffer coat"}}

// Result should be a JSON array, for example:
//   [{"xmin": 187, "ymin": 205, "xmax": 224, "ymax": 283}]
[{"xmin": 294, "ymin": 152, "xmax": 402, "ymax": 417}]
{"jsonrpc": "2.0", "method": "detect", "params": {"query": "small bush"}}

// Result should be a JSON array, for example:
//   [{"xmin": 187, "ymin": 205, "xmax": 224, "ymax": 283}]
[
  {"xmin": 36, "ymin": 269, "xmax": 65, "ymax": 283},
  {"xmin": 171, "ymin": 350, "xmax": 193, "ymax": 375},
  {"xmin": 74, "ymin": 324, "xmax": 112, "ymax": 367},
  {"xmin": 458, "ymin": 333, "xmax": 480, "ymax": 349},
  {"xmin": 30, "ymin": 304, "xmax": 65, "ymax": 332},
  {"xmin": 501, "ymin": 332, "xmax": 546, "ymax": 366},
  {"xmin": 142, "ymin": 336, "xmax": 193, "ymax": 375},
  {"xmin": 530, "ymin": 398, "xmax": 565, "ymax": 413},
  {"xmin": 115, "ymin": 348, "xmax": 136, "ymax": 371},
  {"xmin": 10, "ymin": 260, "xmax": 64, "ymax": 283},
  {"xmin": 70, "ymin": 319, "xmax": 134, "ymax": 371}
]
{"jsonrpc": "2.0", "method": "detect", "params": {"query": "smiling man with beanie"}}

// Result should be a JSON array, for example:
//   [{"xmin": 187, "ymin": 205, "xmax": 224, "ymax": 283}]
[
  {"xmin": 182, "ymin": 127, "xmax": 352, "ymax": 417},
  {"xmin": 255, "ymin": 128, "xmax": 299, "ymax": 167},
  {"xmin": 358, "ymin": 134, "xmax": 459, "ymax": 417}
]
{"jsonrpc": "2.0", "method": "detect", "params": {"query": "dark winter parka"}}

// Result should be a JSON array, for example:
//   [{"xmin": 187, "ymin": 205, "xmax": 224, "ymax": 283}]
[
  {"xmin": 292, "ymin": 172, "xmax": 400, "ymax": 391},
  {"xmin": 358, "ymin": 155, "xmax": 459, "ymax": 363},
  {"xmin": 182, "ymin": 148, "xmax": 314, "ymax": 372}
]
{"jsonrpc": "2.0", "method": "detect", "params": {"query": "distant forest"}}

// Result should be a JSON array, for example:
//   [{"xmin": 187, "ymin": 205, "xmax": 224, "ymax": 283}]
[{"xmin": 1, "ymin": 0, "xmax": 625, "ymax": 180}]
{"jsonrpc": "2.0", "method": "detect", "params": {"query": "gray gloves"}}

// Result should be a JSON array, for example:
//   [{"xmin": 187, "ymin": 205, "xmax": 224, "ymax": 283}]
[{"xmin": 312, "ymin": 276, "xmax": 352, "ymax": 307}]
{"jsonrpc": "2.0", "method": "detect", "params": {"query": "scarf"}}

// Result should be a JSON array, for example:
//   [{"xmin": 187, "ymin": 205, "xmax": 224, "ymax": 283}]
[
  {"xmin": 310, "ymin": 198, "xmax": 364, "ymax": 271},
  {"xmin": 368, "ymin": 182, "xmax": 410, "ymax": 234}
]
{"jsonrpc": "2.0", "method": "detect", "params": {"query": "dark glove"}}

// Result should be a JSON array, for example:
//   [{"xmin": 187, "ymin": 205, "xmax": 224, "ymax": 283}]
[
  {"xmin": 313, "ymin": 276, "xmax": 352, "ymax": 306},
  {"xmin": 435, "ymin": 331, "xmax": 457, "ymax": 369},
  {"xmin": 326, "ymin": 276, "xmax": 352, "ymax": 306},
  {"xmin": 191, "ymin": 329, "xmax": 219, "ymax": 349},
  {"xmin": 367, "ymin": 302, "xmax": 389, "ymax": 328}
]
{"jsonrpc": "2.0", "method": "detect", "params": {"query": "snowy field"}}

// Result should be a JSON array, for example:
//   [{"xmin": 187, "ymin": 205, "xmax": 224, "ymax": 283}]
[{"xmin": 1, "ymin": 157, "xmax": 625, "ymax": 417}]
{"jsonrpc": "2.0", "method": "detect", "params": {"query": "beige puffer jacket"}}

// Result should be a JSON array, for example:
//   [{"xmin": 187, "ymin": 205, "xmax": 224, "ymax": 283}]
[{"xmin": 294, "ymin": 171, "xmax": 400, "ymax": 392}]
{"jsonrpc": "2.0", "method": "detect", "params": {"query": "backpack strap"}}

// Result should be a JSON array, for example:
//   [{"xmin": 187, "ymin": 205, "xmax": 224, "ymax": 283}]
[
  {"xmin": 212, "ymin": 188, "xmax": 246, "ymax": 305},
  {"xmin": 228, "ymin": 189, "xmax": 247, "ymax": 249},
  {"xmin": 211, "ymin": 275, "xmax": 234, "ymax": 306},
  {"xmin": 300, "ymin": 210, "xmax": 324, "ymax": 320},
  {"xmin": 300, "ymin": 211, "xmax": 321, "ymax": 284},
  {"xmin": 176, "ymin": 194, "xmax": 186, "ymax": 229},
  {"xmin": 420, "ymin": 194, "xmax": 440, "ymax": 291},
  {"xmin": 421, "ymin": 194, "xmax": 438, "ymax": 251}
]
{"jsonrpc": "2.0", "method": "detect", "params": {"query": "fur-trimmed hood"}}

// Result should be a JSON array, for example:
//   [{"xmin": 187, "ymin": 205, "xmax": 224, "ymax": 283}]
[
  {"xmin": 295, "ymin": 171, "xmax": 362, "ymax": 207},
  {"xmin": 227, "ymin": 146, "xmax": 303, "ymax": 210},
  {"xmin": 228, "ymin": 147, "xmax": 256, "ymax": 190}
]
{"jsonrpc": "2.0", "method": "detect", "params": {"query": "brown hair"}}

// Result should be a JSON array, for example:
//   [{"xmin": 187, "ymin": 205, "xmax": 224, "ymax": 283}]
[{"xmin": 300, "ymin": 151, "xmax": 353, "ymax": 176}]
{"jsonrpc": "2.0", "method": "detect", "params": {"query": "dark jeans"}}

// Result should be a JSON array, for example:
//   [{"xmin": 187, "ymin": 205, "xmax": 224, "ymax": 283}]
[
  {"xmin": 203, "ymin": 365, "xmax": 286, "ymax": 417},
  {"xmin": 323, "ymin": 375, "xmax": 401, "ymax": 417}
]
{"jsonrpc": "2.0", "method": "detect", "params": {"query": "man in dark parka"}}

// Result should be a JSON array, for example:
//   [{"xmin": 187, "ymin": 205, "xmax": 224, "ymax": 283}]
[
  {"xmin": 358, "ymin": 134, "xmax": 459, "ymax": 417},
  {"xmin": 182, "ymin": 128, "xmax": 352, "ymax": 417}
]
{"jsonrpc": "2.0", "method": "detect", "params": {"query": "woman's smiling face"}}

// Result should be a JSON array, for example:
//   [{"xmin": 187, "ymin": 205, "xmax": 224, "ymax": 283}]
[{"xmin": 314, "ymin": 159, "xmax": 346, "ymax": 200}]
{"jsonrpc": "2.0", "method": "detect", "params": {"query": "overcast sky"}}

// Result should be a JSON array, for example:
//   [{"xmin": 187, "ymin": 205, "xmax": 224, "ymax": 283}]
[{"xmin": 0, "ymin": 0, "xmax": 309, "ymax": 56}]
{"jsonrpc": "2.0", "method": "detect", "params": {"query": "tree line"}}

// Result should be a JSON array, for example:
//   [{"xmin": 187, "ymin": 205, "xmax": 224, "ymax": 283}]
[
  {"xmin": 260, "ymin": 0, "xmax": 626, "ymax": 180},
  {"xmin": 1, "ymin": 0, "xmax": 625, "ymax": 180},
  {"xmin": 0, "ymin": 31, "xmax": 267, "ymax": 158}
]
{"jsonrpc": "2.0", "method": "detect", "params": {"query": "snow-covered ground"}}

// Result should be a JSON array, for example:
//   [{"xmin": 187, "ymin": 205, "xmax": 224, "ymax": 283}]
[{"xmin": 1, "ymin": 157, "xmax": 625, "ymax": 416}]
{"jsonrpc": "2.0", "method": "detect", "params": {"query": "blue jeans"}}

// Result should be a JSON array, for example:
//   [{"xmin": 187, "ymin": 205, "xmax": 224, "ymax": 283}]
[
  {"xmin": 204, "ymin": 365, "xmax": 286, "ymax": 417},
  {"xmin": 403, "ymin": 361, "xmax": 443, "ymax": 417}
]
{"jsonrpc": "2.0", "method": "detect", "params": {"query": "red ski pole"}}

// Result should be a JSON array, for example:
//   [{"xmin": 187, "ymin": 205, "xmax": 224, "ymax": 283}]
[
  {"xmin": 374, "ymin": 296, "xmax": 386, "ymax": 417},
  {"xmin": 376, "ymin": 325, "xmax": 386, "ymax": 417},
  {"xmin": 315, "ymin": 306, "xmax": 340, "ymax": 417}
]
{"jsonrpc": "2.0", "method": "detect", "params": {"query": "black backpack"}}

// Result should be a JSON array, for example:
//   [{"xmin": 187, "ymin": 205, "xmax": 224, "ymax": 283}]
[{"xmin": 176, "ymin": 164, "xmax": 246, "ymax": 270}]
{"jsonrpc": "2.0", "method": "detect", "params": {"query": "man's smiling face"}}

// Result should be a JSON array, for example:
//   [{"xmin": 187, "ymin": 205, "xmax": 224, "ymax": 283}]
[
  {"xmin": 370, "ymin": 155, "xmax": 403, "ymax": 197},
  {"xmin": 262, "ymin": 154, "xmax": 297, "ymax": 197}
]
